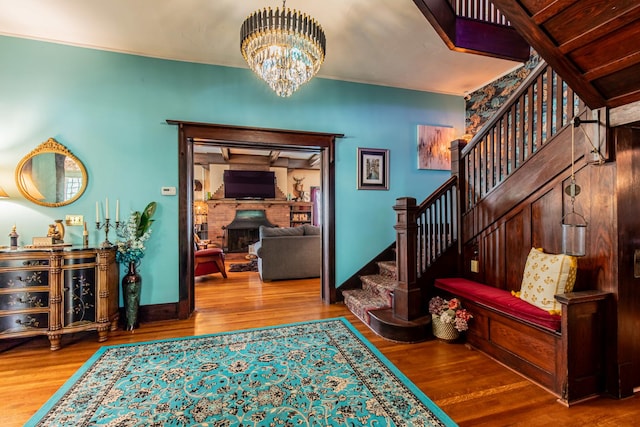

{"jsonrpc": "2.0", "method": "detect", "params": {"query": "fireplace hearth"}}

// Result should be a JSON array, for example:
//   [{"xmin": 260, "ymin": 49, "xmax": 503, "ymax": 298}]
[{"xmin": 224, "ymin": 210, "xmax": 275, "ymax": 252}]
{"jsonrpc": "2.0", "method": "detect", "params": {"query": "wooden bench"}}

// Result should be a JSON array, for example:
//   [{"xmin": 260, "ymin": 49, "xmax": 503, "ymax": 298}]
[{"xmin": 434, "ymin": 278, "xmax": 610, "ymax": 406}]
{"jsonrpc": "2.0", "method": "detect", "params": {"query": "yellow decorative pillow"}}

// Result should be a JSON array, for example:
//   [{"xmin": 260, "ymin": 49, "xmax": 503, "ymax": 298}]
[{"xmin": 519, "ymin": 247, "xmax": 577, "ymax": 313}]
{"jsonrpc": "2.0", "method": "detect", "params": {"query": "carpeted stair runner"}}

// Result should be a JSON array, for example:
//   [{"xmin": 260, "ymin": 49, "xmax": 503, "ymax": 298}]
[
  {"xmin": 343, "ymin": 260, "xmax": 398, "ymax": 326},
  {"xmin": 377, "ymin": 260, "xmax": 397, "ymax": 279}
]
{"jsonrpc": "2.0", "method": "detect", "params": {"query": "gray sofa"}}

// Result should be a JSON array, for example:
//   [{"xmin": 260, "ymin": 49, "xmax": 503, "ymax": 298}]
[{"xmin": 254, "ymin": 224, "xmax": 321, "ymax": 281}]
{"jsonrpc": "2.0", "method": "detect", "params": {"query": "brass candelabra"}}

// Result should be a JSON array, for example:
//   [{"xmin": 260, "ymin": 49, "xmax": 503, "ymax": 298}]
[{"xmin": 96, "ymin": 219, "xmax": 121, "ymax": 248}]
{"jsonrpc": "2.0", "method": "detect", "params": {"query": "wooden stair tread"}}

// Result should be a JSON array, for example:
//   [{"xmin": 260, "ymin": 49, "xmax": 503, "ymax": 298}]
[
  {"xmin": 368, "ymin": 308, "xmax": 432, "ymax": 343},
  {"xmin": 368, "ymin": 308, "xmax": 432, "ymax": 327}
]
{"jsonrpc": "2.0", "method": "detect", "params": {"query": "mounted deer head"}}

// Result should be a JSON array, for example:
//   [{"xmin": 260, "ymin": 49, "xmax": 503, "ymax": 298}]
[{"xmin": 293, "ymin": 176, "xmax": 305, "ymax": 192}]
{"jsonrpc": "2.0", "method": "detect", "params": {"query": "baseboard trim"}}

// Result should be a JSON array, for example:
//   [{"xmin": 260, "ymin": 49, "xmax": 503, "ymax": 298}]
[{"xmin": 119, "ymin": 303, "xmax": 180, "ymax": 326}]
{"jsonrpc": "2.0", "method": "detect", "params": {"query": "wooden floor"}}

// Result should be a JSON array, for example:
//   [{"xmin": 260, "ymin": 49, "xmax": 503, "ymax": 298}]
[{"xmin": 1, "ymin": 267, "xmax": 638, "ymax": 426}]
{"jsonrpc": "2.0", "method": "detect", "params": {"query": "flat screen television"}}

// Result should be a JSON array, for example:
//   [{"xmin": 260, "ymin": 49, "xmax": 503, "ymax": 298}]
[{"xmin": 223, "ymin": 170, "xmax": 276, "ymax": 199}]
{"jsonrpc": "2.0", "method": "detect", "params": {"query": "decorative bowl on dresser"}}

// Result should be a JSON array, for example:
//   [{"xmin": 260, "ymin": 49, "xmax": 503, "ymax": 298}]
[{"xmin": 0, "ymin": 246, "xmax": 119, "ymax": 350}]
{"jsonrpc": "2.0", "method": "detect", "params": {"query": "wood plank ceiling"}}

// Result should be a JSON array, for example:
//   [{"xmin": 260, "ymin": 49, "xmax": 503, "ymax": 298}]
[{"xmin": 490, "ymin": 0, "xmax": 640, "ymax": 109}]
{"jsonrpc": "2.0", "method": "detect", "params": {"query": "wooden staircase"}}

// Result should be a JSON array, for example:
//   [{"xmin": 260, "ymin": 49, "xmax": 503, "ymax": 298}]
[
  {"xmin": 341, "ymin": 177, "xmax": 460, "ymax": 342},
  {"xmin": 342, "ymin": 59, "xmax": 596, "ymax": 343}
]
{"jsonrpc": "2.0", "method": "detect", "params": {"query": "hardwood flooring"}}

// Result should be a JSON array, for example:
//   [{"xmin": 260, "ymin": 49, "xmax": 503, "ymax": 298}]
[{"xmin": 1, "ymin": 267, "xmax": 638, "ymax": 426}]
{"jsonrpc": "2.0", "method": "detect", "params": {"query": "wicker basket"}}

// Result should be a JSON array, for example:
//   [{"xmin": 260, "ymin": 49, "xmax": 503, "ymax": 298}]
[{"xmin": 432, "ymin": 314, "xmax": 460, "ymax": 341}]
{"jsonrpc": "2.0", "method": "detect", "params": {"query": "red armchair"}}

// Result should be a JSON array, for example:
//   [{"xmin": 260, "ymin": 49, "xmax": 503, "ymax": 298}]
[{"xmin": 194, "ymin": 247, "xmax": 227, "ymax": 278}]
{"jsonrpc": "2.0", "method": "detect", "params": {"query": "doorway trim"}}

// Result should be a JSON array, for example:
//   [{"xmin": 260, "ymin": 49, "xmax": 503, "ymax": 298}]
[{"xmin": 168, "ymin": 120, "xmax": 343, "ymax": 319}]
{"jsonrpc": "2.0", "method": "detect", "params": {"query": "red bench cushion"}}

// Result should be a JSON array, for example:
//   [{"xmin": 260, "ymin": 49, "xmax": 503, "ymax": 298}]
[{"xmin": 434, "ymin": 278, "xmax": 561, "ymax": 331}]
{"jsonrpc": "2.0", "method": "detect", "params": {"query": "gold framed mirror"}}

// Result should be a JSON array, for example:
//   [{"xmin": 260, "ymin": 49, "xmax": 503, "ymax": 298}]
[{"xmin": 15, "ymin": 138, "xmax": 88, "ymax": 207}]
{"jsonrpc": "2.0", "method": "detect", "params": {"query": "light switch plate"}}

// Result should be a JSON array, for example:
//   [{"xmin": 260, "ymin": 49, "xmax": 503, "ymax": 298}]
[
  {"xmin": 65, "ymin": 214, "xmax": 84, "ymax": 226},
  {"xmin": 161, "ymin": 186, "xmax": 176, "ymax": 196}
]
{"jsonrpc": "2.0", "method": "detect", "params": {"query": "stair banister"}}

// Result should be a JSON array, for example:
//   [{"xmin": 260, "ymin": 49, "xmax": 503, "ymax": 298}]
[
  {"xmin": 460, "ymin": 60, "xmax": 585, "ymax": 214},
  {"xmin": 367, "ymin": 59, "xmax": 595, "ymax": 342}
]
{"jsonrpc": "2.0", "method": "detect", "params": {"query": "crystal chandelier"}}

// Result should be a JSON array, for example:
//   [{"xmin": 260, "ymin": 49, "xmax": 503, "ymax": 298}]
[{"xmin": 240, "ymin": 1, "xmax": 326, "ymax": 97}]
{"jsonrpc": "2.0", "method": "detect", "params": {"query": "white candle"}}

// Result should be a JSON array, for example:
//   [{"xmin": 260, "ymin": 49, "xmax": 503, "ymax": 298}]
[
  {"xmin": 105, "ymin": 197, "xmax": 109, "ymax": 220},
  {"xmin": 116, "ymin": 199, "xmax": 120, "ymax": 222},
  {"xmin": 96, "ymin": 201, "xmax": 100, "ymax": 223}
]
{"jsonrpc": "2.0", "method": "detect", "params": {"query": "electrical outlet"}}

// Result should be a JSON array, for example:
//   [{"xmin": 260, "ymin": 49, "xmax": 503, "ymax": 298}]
[
  {"xmin": 65, "ymin": 214, "xmax": 84, "ymax": 226},
  {"xmin": 470, "ymin": 260, "xmax": 479, "ymax": 273}
]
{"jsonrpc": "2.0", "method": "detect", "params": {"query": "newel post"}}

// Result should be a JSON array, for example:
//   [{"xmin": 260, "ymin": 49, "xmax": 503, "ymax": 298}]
[{"xmin": 393, "ymin": 197, "xmax": 421, "ymax": 321}]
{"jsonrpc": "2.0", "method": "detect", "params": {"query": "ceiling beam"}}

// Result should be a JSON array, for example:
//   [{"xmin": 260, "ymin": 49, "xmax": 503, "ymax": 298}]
[
  {"xmin": 269, "ymin": 151, "xmax": 281, "ymax": 164},
  {"xmin": 194, "ymin": 153, "xmax": 225, "ymax": 165},
  {"xmin": 308, "ymin": 154, "xmax": 320, "ymax": 167},
  {"xmin": 194, "ymin": 152, "xmax": 320, "ymax": 170},
  {"xmin": 610, "ymin": 99, "xmax": 640, "ymax": 127}
]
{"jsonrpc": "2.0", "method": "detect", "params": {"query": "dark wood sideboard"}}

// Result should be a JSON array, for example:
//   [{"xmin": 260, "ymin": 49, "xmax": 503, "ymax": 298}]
[{"xmin": 0, "ymin": 246, "xmax": 119, "ymax": 350}]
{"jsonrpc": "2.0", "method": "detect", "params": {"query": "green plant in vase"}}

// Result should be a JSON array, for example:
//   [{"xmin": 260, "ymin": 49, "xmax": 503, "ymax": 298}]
[{"xmin": 115, "ymin": 201, "xmax": 157, "ymax": 330}]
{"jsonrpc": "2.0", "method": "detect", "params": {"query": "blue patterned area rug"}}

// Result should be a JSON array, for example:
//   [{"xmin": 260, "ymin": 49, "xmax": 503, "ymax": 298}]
[{"xmin": 27, "ymin": 318, "xmax": 456, "ymax": 426}]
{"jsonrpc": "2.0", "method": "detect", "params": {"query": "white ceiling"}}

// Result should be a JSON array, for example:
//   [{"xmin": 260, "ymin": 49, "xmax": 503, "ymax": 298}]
[{"xmin": 0, "ymin": 0, "xmax": 522, "ymax": 96}]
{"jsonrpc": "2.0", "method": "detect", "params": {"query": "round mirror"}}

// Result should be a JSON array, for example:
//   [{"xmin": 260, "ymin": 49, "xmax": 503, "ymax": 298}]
[{"xmin": 15, "ymin": 138, "xmax": 88, "ymax": 207}]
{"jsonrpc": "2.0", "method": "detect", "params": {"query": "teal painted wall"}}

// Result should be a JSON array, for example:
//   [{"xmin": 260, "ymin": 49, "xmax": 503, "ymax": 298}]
[{"xmin": 0, "ymin": 36, "xmax": 463, "ymax": 305}]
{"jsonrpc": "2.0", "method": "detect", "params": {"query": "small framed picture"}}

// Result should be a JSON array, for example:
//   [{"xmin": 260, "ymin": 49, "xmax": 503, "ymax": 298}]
[{"xmin": 357, "ymin": 147, "xmax": 389, "ymax": 190}]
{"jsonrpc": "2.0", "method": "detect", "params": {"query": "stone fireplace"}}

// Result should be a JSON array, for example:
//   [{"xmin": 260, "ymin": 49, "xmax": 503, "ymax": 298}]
[{"xmin": 224, "ymin": 210, "xmax": 275, "ymax": 252}]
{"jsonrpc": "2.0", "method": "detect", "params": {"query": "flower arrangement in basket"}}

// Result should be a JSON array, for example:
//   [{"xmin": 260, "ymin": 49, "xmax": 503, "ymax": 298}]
[{"xmin": 428, "ymin": 296, "xmax": 473, "ymax": 340}]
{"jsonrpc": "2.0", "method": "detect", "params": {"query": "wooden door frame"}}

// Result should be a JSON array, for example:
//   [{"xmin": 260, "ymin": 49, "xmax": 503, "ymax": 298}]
[{"xmin": 167, "ymin": 120, "xmax": 343, "ymax": 319}]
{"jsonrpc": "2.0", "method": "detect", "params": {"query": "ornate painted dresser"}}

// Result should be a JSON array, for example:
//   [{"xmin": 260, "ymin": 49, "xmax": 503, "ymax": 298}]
[{"xmin": 0, "ymin": 246, "xmax": 119, "ymax": 350}]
